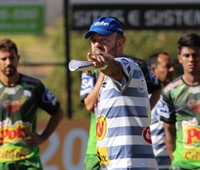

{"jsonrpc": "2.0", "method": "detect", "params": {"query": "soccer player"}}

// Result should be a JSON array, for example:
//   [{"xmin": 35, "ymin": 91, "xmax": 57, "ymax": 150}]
[
  {"xmin": 160, "ymin": 33, "xmax": 200, "ymax": 170},
  {"xmin": 0, "ymin": 39, "xmax": 64, "ymax": 170},
  {"xmin": 147, "ymin": 51, "xmax": 174, "ymax": 170}
]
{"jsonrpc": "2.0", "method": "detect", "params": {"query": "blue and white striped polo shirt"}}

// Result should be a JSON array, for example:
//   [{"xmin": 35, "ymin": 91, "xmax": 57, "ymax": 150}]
[{"xmin": 95, "ymin": 57, "xmax": 158, "ymax": 170}]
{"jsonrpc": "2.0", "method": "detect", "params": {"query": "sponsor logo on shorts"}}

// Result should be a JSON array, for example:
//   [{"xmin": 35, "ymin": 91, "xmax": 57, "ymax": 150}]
[{"xmin": 0, "ymin": 147, "xmax": 30, "ymax": 162}]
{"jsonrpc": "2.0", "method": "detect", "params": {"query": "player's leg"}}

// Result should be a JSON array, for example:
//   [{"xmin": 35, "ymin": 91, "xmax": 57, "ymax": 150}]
[
  {"xmin": 84, "ymin": 154, "xmax": 101, "ymax": 170},
  {"xmin": 18, "ymin": 157, "xmax": 43, "ymax": 170},
  {"xmin": 0, "ymin": 162, "xmax": 15, "ymax": 170}
]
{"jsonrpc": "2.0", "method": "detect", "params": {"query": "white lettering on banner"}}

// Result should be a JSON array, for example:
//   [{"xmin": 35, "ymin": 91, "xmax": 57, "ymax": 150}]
[
  {"xmin": 39, "ymin": 128, "xmax": 88, "ymax": 170},
  {"xmin": 40, "ymin": 132, "xmax": 59, "ymax": 170},
  {"xmin": 0, "ymin": 0, "xmax": 45, "ymax": 6},
  {"xmin": 0, "ymin": 23, "xmax": 37, "ymax": 29},
  {"xmin": 144, "ymin": 10, "xmax": 200, "ymax": 26},
  {"xmin": 12, "ymin": 9, "xmax": 39, "ymax": 19},
  {"xmin": 73, "ymin": 8, "xmax": 200, "ymax": 29},
  {"xmin": 127, "ymin": 10, "xmax": 140, "ymax": 26},
  {"xmin": 63, "ymin": 129, "xmax": 88, "ymax": 170},
  {"xmin": 0, "ymin": 10, "xmax": 9, "ymax": 19},
  {"xmin": 73, "ymin": 10, "xmax": 124, "ymax": 27}
]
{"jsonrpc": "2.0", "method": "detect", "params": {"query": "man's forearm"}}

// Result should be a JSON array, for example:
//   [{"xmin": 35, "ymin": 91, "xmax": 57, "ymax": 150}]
[
  {"xmin": 41, "ymin": 106, "xmax": 64, "ymax": 140},
  {"xmin": 84, "ymin": 73, "xmax": 104, "ymax": 112},
  {"xmin": 164, "ymin": 123, "xmax": 176, "ymax": 161}
]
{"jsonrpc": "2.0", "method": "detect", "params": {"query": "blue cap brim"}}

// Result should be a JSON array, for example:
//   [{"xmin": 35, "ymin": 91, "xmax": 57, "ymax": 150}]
[{"xmin": 84, "ymin": 28, "xmax": 114, "ymax": 39}]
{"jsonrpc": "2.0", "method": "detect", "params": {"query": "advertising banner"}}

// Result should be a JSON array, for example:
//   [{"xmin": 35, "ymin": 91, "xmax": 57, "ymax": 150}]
[
  {"xmin": 0, "ymin": 0, "xmax": 45, "ymax": 33},
  {"xmin": 70, "ymin": 0, "xmax": 200, "ymax": 30},
  {"xmin": 37, "ymin": 119, "xmax": 90, "ymax": 170}
]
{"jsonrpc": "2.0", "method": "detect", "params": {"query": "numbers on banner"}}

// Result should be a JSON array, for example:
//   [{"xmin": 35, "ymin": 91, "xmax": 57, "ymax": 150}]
[
  {"xmin": 40, "ymin": 128, "xmax": 88, "ymax": 170},
  {"xmin": 63, "ymin": 128, "xmax": 88, "ymax": 169}
]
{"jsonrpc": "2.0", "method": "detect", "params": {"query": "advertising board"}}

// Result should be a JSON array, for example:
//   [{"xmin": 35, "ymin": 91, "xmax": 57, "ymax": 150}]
[
  {"xmin": 70, "ymin": 0, "xmax": 200, "ymax": 30},
  {"xmin": 37, "ymin": 119, "xmax": 90, "ymax": 170},
  {"xmin": 0, "ymin": 0, "xmax": 45, "ymax": 33}
]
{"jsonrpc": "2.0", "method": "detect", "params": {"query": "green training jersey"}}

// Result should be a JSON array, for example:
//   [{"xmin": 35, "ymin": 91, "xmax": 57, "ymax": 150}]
[
  {"xmin": 160, "ymin": 76, "xmax": 200, "ymax": 169},
  {"xmin": 0, "ymin": 74, "xmax": 60, "ymax": 163},
  {"xmin": 80, "ymin": 70, "xmax": 99, "ymax": 154}
]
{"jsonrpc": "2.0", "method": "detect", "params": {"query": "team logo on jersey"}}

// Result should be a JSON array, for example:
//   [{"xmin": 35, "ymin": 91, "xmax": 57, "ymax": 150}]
[
  {"xmin": 137, "ymin": 77, "xmax": 147, "ymax": 93},
  {"xmin": 3, "ymin": 99, "xmax": 23, "ymax": 114},
  {"xmin": 43, "ymin": 87, "xmax": 57, "ymax": 105},
  {"xmin": 96, "ymin": 116, "xmax": 107, "ymax": 141},
  {"xmin": 188, "ymin": 99, "xmax": 200, "ymax": 114},
  {"xmin": 142, "ymin": 126, "xmax": 152, "ymax": 144}
]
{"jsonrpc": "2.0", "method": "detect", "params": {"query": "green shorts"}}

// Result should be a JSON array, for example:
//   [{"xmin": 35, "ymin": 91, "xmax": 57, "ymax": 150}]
[
  {"xmin": 84, "ymin": 154, "xmax": 101, "ymax": 170},
  {"xmin": 0, "ymin": 157, "xmax": 43, "ymax": 170}
]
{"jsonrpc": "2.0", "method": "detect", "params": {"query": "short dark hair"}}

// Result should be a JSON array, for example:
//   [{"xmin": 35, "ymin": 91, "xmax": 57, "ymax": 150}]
[
  {"xmin": 147, "ymin": 51, "xmax": 170, "ymax": 68},
  {"xmin": 0, "ymin": 39, "xmax": 18, "ymax": 55},
  {"xmin": 177, "ymin": 33, "xmax": 200, "ymax": 54}
]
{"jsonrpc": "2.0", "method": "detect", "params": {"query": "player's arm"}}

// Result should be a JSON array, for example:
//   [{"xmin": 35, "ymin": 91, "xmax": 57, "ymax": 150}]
[
  {"xmin": 164, "ymin": 122, "xmax": 176, "ymax": 161},
  {"xmin": 149, "ymin": 88, "xmax": 162, "ymax": 109},
  {"xmin": 24, "ymin": 106, "xmax": 64, "ymax": 146},
  {"xmin": 145, "ymin": 66, "xmax": 162, "ymax": 109},
  {"xmin": 39, "ymin": 106, "xmax": 63, "ymax": 140},
  {"xmin": 84, "ymin": 72, "xmax": 104, "ymax": 112},
  {"xmin": 159, "ymin": 89, "xmax": 176, "ymax": 161},
  {"xmin": 100, "ymin": 56, "xmax": 123, "ymax": 82}
]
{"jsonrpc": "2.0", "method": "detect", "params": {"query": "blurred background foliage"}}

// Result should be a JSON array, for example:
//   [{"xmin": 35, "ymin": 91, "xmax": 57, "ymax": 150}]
[{"xmin": 1, "ymin": 16, "xmax": 200, "ymax": 120}]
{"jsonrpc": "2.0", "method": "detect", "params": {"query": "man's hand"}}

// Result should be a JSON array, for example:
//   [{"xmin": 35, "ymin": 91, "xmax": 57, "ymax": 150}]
[
  {"xmin": 24, "ymin": 132, "xmax": 46, "ymax": 147},
  {"xmin": 87, "ymin": 52, "xmax": 107, "ymax": 69}
]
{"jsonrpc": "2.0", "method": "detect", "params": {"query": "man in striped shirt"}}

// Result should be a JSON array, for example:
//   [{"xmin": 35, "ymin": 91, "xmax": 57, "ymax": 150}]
[
  {"xmin": 147, "ymin": 52, "xmax": 174, "ymax": 170},
  {"xmin": 83, "ymin": 16, "xmax": 158, "ymax": 170}
]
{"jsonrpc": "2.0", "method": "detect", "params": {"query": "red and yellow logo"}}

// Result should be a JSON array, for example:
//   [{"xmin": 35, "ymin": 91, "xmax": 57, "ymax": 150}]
[
  {"xmin": 184, "ymin": 126, "xmax": 200, "ymax": 147},
  {"xmin": 0, "ymin": 122, "xmax": 31, "ymax": 144},
  {"xmin": 142, "ymin": 126, "xmax": 152, "ymax": 144},
  {"xmin": 96, "ymin": 116, "xmax": 107, "ymax": 141}
]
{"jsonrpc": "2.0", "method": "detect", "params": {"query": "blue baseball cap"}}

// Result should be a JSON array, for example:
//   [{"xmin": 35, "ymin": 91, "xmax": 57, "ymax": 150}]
[{"xmin": 84, "ymin": 16, "xmax": 124, "ymax": 39}]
